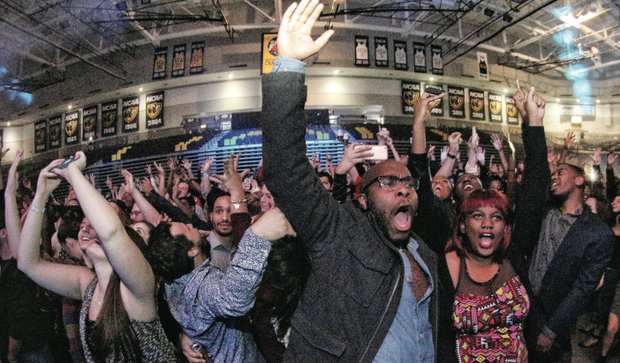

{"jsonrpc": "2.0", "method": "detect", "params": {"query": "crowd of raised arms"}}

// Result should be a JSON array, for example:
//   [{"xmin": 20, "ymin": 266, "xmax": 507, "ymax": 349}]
[{"xmin": 1, "ymin": 1, "xmax": 620, "ymax": 363}]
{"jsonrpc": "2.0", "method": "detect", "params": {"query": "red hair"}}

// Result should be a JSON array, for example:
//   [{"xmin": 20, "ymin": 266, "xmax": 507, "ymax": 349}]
[{"xmin": 445, "ymin": 189, "xmax": 512, "ymax": 262}]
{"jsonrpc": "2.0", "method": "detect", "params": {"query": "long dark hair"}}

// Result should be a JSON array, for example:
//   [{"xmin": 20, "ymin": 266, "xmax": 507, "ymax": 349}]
[{"xmin": 91, "ymin": 227, "xmax": 149, "ymax": 362}]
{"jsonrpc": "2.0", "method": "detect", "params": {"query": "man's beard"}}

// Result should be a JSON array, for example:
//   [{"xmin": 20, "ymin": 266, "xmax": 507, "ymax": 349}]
[
  {"xmin": 550, "ymin": 190, "xmax": 569, "ymax": 206},
  {"xmin": 367, "ymin": 197, "xmax": 412, "ymax": 248}
]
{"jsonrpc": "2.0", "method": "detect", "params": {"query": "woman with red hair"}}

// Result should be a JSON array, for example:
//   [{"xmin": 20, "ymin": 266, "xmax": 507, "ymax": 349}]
[{"xmin": 442, "ymin": 189, "xmax": 529, "ymax": 362}]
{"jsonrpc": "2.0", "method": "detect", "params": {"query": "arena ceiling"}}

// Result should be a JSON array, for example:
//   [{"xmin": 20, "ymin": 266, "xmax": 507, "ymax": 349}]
[{"xmin": 0, "ymin": 0, "xmax": 619, "ymax": 119}]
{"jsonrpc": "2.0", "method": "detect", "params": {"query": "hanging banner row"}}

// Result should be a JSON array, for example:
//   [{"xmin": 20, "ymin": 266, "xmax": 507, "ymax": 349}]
[
  {"xmin": 401, "ymin": 81, "xmax": 518, "ymax": 124},
  {"xmin": 34, "ymin": 91, "xmax": 165, "ymax": 153},
  {"xmin": 260, "ymin": 33, "xmax": 490, "ymax": 80},
  {"xmin": 152, "ymin": 41, "xmax": 205, "ymax": 80}
]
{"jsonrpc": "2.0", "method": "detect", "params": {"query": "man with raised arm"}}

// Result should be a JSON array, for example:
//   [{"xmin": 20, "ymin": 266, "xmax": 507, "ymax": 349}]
[{"xmin": 261, "ymin": 1, "xmax": 439, "ymax": 361}]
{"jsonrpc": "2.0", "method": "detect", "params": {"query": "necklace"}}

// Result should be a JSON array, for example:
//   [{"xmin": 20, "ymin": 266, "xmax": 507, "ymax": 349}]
[{"xmin": 464, "ymin": 260, "xmax": 500, "ymax": 287}]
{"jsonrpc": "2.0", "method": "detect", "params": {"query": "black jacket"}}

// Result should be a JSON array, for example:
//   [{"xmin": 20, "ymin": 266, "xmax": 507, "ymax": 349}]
[{"xmin": 261, "ymin": 71, "xmax": 438, "ymax": 362}]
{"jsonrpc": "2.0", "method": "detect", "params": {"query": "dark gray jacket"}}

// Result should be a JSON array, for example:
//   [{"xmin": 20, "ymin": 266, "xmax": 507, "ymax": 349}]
[{"xmin": 261, "ymin": 71, "xmax": 438, "ymax": 362}]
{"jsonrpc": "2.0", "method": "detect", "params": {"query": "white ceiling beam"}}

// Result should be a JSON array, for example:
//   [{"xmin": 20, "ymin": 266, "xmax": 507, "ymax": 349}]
[{"xmin": 244, "ymin": 1, "xmax": 275, "ymax": 22}]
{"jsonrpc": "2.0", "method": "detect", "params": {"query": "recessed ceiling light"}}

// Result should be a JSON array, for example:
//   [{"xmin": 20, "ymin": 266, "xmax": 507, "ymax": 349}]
[
  {"xmin": 333, "ymin": 70, "xmax": 340, "ymax": 75},
  {"xmin": 68, "ymin": 105, "xmax": 72, "ymax": 110},
  {"xmin": 228, "ymin": 73, "xmax": 234, "ymax": 79},
  {"xmin": 429, "ymin": 77, "xmax": 435, "ymax": 81},
  {"xmin": 596, "ymin": 99, "xmax": 601, "ymax": 103},
  {"xmin": 139, "ymin": 87, "xmax": 144, "ymax": 92}
]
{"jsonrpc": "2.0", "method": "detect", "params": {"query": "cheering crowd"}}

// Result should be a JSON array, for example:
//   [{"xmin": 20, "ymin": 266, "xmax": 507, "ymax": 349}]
[{"xmin": 2, "ymin": 1, "xmax": 619, "ymax": 362}]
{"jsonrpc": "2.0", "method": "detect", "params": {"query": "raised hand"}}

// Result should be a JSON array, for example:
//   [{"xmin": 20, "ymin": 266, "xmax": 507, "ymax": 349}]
[
  {"xmin": 608, "ymin": 151, "xmax": 618, "ymax": 167},
  {"xmin": 36, "ymin": 158, "xmax": 65, "ymax": 197},
  {"xmin": 51, "ymin": 151, "xmax": 87, "ymax": 180},
  {"xmin": 440, "ymin": 145, "xmax": 449, "ymax": 163},
  {"xmin": 547, "ymin": 147, "xmax": 559, "ymax": 165},
  {"xmin": 277, "ymin": 0, "xmax": 334, "ymax": 61},
  {"xmin": 6, "ymin": 150, "xmax": 23, "ymax": 194},
  {"xmin": 413, "ymin": 92, "xmax": 444, "ymax": 124},
  {"xmin": 252, "ymin": 207, "xmax": 296, "ymax": 240},
  {"xmin": 105, "ymin": 175, "xmax": 114, "ymax": 190},
  {"xmin": 476, "ymin": 146, "xmax": 486, "ymax": 165},
  {"xmin": 141, "ymin": 177, "xmax": 153, "ymax": 195},
  {"xmin": 210, "ymin": 153, "xmax": 245, "ymax": 193},
  {"xmin": 167, "ymin": 157, "xmax": 178, "ymax": 171},
  {"xmin": 427, "ymin": 145, "xmax": 436, "ymax": 161},
  {"xmin": 121, "ymin": 169, "xmax": 136, "ymax": 195},
  {"xmin": 201, "ymin": 156, "xmax": 213, "ymax": 176},
  {"xmin": 335, "ymin": 143, "xmax": 372, "ymax": 174},
  {"xmin": 525, "ymin": 86, "xmax": 546, "ymax": 126},
  {"xmin": 490, "ymin": 133, "xmax": 503, "ymax": 151},
  {"xmin": 181, "ymin": 158, "xmax": 192, "ymax": 171},
  {"xmin": 564, "ymin": 132, "xmax": 576, "ymax": 150},
  {"xmin": 589, "ymin": 147, "xmax": 602, "ymax": 166},
  {"xmin": 154, "ymin": 161, "xmax": 164, "ymax": 175},
  {"xmin": 467, "ymin": 127, "xmax": 479, "ymax": 150},
  {"xmin": 145, "ymin": 164, "xmax": 153, "ymax": 176},
  {"xmin": 513, "ymin": 80, "xmax": 527, "ymax": 121}
]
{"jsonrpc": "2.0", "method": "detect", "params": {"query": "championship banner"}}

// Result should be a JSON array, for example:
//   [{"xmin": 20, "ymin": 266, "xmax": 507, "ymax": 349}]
[
  {"xmin": 429, "ymin": 85, "xmax": 444, "ymax": 117},
  {"xmin": 431, "ymin": 45, "xmax": 443, "ymax": 75},
  {"xmin": 101, "ymin": 101, "xmax": 118, "ymax": 137},
  {"xmin": 64, "ymin": 110, "xmax": 81, "ymax": 145},
  {"xmin": 355, "ymin": 36, "xmax": 370, "ymax": 66},
  {"xmin": 401, "ymin": 81, "xmax": 420, "ymax": 115},
  {"xmin": 152, "ymin": 47, "xmax": 168, "ymax": 80},
  {"xmin": 374, "ymin": 37, "xmax": 388, "ymax": 67},
  {"xmin": 413, "ymin": 42, "xmax": 427, "ymax": 73},
  {"xmin": 506, "ymin": 97, "xmax": 519, "ymax": 124},
  {"xmin": 122, "ymin": 97, "xmax": 140, "ymax": 133},
  {"xmin": 34, "ymin": 119, "xmax": 47, "ymax": 153},
  {"xmin": 477, "ymin": 51, "xmax": 489, "ymax": 81},
  {"xmin": 145, "ymin": 91, "xmax": 164, "ymax": 129},
  {"xmin": 189, "ymin": 41, "xmax": 205, "ymax": 75},
  {"xmin": 488, "ymin": 93, "xmax": 504, "ymax": 123},
  {"xmin": 172, "ymin": 44, "xmax": 186, "ymax": 77},
  {"xmin": 393, "ymin": 40, "xmax": 408, "ymax": 70},
  {"xmin": 48, "ymin": 115, "xmax": 62, "ymax": 149},
  {"xmin": 469, "ymin": 89, "xmax": 485, "ymax": 121},
  {"xmin": 261, "ymin": 33, "xmax": 278, "ymax": 74},
  {"xmin": 82, "ymin": 105, "xmax": 98, "ymax": 141},
  {"xmin": 448, "ymin": 86, "xmax": 465, "ymax": 118}
]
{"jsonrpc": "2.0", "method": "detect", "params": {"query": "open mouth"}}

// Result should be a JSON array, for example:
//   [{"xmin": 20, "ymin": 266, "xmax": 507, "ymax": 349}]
[
  {"xmin": 393, "ymin": 205, "xmax": 412, "ymax": 232},
  {"xmin": 479, "ymin": 233, "xmax": 495, "ymax": 249},
  {"xmin": 463, "ymin": 184, "xmax": 474, "ymax": 191}
]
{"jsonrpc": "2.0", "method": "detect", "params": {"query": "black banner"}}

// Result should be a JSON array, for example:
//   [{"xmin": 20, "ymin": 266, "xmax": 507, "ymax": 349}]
[
  {"xmin": 145, "ymin": 91, "xmax": 164, "ymax": 129},
  {"xmin": 82, "ymin": 105, "xmax": 98, "ymax": 141},
  {"xmin": 431, "ymin": 45, "xmax": 443, "ymax": 75},
  {"xmin": 488, "ymin": 93, "xmax": 503, "ymax": 123},
  {"xmin": 413, "ymin": 42, "xmax": 426, "ymax": 73},
  {"xmin": 101, "ymin": 101, "xmax": 118, "ymax": 137},
  {"xmin": 354, "ymin": 36, "xmax": 370, "ymax": 66},
  {"xmin": 122, "ymin": 97, "xmax": 140, "ymax": 133},
  {"xmin": 469, "ymin": 89, "xmax": 485, "ymax": 121},
  {"xmin": 506, "ymin": 97, "xmax": 518, "ymax": 124},
  {"xmin": 374, "ymin": 37, "xmax": 388, "ymax": 67},
  {"xmin": 172, "ymin": 44, "xmax": 186, "ymax": 77},
  {"xmin": 64, "ymin": 110, "xmax": 80, "ymax": 145},
  {"xmin": 448, "ymin": 86, "xmax": 465, "ymax": 118},
  {"xmin": 189, "ymin": 41, "xmax": 205, "ymax": 75},
  {"xmin": 34, "ymin": 119, "xmax": 47, "ymax": 153},
  {"xmin": 393, "ymin": 40, "xmax": 407, "ymax": 70},
  {"xmin": 49, "ymin": 115, "xmax": 62, "ymax": 149},
  {"xmin": 152, "ymin": 47, "xmax": 168, "ymax": 80},
  {"xmin": 429, "ymin": 85, "xmax": 445, "ymax": 117},
  {"xmin": 401, "ymin": 81, "xmax": 420, "ymax": 115}
]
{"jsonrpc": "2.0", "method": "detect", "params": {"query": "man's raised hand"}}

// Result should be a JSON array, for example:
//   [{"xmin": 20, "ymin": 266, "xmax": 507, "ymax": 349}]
[{"xmin": 277, "ymin": 0, "xmax": 334, "ymax": 61}]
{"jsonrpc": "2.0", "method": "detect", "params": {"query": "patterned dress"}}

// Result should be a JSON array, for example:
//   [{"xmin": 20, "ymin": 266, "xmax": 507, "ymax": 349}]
[
  {"xmin": 453, "ymin": 259, "xmax": 529, "ymax": 363},
  {"xmin": 79, "ymin": 277, "xmax": 178, "ymax": 363}
]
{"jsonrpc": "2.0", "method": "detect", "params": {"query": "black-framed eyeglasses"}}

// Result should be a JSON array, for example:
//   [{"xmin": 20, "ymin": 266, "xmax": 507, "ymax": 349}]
[{"xmin": 370, "ymin": 175, "xmax": 419, "ymax": 190}]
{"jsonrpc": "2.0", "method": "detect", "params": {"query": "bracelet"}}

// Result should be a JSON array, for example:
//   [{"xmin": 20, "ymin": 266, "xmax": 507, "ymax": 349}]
[
  {"xmin": 447, "ymin": 153, "xmax": 457, "ymax": 159},
  {"xmin": 30, "ymin": 206, "xmax": 46, "ymax": 214},
  {"xmin": 231, "ymin": 199, "xmax": 247, "ymax": 211}
]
